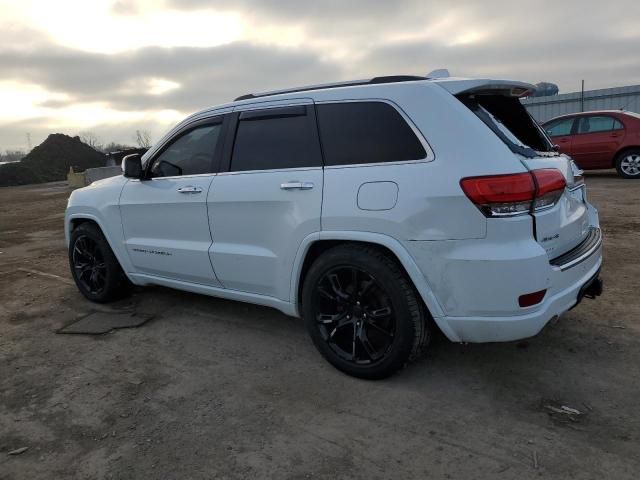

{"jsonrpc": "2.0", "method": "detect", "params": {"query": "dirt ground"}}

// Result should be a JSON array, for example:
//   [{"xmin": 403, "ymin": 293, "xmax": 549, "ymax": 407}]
[{"xmin": 1, "ymin": 172, "xmax": 639, "ymax": 479}]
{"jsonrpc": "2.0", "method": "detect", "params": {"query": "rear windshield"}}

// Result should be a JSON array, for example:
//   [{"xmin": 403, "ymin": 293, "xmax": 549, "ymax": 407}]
[{"xmin": 457, "ymin": 94, "xmax": 555, "ymax": 157}]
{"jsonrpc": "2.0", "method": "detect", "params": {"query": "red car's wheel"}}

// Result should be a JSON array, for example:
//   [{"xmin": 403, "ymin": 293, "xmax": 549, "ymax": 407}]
[{"xmin": 616, "ymin": 149, "xmax": 640, "ymax": 179}]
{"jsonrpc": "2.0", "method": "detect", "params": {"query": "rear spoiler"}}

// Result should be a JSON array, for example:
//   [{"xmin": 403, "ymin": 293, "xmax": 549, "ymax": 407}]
[{"xmin": 434, "ymin": 79, "xmax": 537, "ymax": 97}]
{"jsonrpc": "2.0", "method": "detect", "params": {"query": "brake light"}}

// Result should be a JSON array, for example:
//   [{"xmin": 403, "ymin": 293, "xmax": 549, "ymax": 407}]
[
  {"xmin": 460, "ymin": 169, "xmax": 566, "ymax": 217},
  {"xmin": 460, "ymin": 173, "xmax": 535, "ymax": 216},
  {"xmin": 532, "ymin": 169, "xmax": 566, "ymax": 210}
]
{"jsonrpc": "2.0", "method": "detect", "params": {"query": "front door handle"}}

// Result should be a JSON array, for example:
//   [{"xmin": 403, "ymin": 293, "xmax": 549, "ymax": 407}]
[
  {"xmin": 177, "ymin": 186, "xmax": 203, "ymax": 194},
  {"xmin": 280, "ymin": 181, "xmax": 314, "ymax": 190}
]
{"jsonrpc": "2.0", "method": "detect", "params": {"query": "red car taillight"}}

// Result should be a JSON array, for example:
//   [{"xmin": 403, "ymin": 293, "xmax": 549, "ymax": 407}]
[{"xmin": 460, "ymin": 169, "xmax": 566, "ymax": 217}]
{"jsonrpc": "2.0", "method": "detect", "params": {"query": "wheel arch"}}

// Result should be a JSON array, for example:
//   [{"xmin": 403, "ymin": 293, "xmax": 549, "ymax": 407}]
[
  {"xmin": 613, "ymin": 145, "xmax": 640, "ymax": 167},
  {"xmin": 290, "ymin": 231, "xmax": 457, "ymax": 340},
  {"xmin": 66, "ymin": 212, "xmax": 134, "ymax": 280},
  {"xmin": 68, "ymin": 216, "xmax": 100, "ymax": 234}
]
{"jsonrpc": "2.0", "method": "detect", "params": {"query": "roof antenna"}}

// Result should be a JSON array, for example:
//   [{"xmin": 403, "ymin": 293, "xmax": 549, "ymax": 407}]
[{"xmin": 426, "ymin": 69, "xmax": 450, "ymax": 79}]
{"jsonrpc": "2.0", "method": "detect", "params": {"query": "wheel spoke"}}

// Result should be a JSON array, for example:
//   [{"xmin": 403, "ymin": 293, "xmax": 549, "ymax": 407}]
[
  {"xmin": 351, "ymin": 321, "xmax": 357, "ymax": 359},
  {"xmin": 318, "ymin": 286, "xmax": 339, "ymax": 303},
  {"xmin": 328, "ymin": 315, "xmax": 354, "ymax": 339},
  {"xmin": 365, "ymin": 319, "xmax": 394, "ymax": 338},
  {"xmin": 76, "ymin": 263, "xmax": 92, "ymax": 278},
  {"xmin": 78, "ymin": 237, "xmax": 90, "ymax": 257},
  {"xmin": 91, "ymin": 242, "xmax": 99, "ymax": 259},
  {"xmin": 73, "ymin": 244, "xmax": 85, "ymax": 258},
  {"xmin": 318, "ymin": 311, "xmax": 346, "ymax": 324},
  {"xmin": 358, "ymin": 328, "xmax": 378, "ymax": 360},
  {"xmin": 349, "ymin": 267, "xmax": 359, "ymax": 299},
  {"xmin": 327, "ymin": 273, "xmax": 349, "ymax": 301},
  {"xmin": 358, "ymin": 277, "xmax": 375, "ymax": 299},
  {"xmin": 367, "ymin": 306, "xmax": 392, "ymax": 320}
]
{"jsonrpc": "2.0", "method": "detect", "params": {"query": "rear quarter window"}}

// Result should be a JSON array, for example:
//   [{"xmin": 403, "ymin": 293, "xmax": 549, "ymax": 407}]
[{"xmin": 316, "ymin": 102, "xmax": 426, "ymax": 166}]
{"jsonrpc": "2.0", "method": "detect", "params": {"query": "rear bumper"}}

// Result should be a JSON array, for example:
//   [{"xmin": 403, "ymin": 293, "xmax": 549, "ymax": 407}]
[{"xmin": 440, "ymin": 243, "xmax": 602, "ymax": 343}]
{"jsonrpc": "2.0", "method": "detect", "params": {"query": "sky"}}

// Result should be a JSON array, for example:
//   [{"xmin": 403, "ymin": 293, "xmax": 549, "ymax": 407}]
[{"xmin": 1, "ymin": 0, "xmax": 639, "ymax": 152}]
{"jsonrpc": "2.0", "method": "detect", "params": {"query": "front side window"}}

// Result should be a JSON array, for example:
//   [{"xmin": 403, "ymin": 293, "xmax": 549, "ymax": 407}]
[
  {"xmin": 316, "ymin": 102, "xmax": 426, "ymax": 166},
  {"xmin": 150, "ymin": 123, "xmax": 222, "ymax": 177},
  {"xmin": 230, "ymin": 106, "xmax": 322, "ymax": 171},
  {"xmin": 545, "ymin": 118, "xmax": 575, "ymax": 137},
  {"xmin": 577, "ymin": 115, "xmax": 623, "ymax": 134}
]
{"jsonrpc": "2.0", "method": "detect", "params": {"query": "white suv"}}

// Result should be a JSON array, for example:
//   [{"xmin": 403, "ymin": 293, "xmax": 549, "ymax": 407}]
[{"xmin": 65, "ymin": 74, "xmax": 603, "ymax": 378}]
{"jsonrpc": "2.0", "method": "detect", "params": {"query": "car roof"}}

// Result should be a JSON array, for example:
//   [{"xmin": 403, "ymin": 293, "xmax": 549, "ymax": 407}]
[
  {"xmin": 185, "ymin": 75, "xmax": 537, "ymax": 121},
  {"xmin": 543, "ymin": 110, "xmax": 633, "ymax": 123}
]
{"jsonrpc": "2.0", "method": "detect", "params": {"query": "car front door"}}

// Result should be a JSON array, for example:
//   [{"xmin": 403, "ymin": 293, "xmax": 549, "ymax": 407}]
[
  {"xmin": 207, "ymin": 101, "xmax": 324, "ymax": 301},
  {"xmin": 571, "ymin": 115, "xmax": 626, "ymax": 168},
  {"xmin": 544, "ymin": 117, "xmax": 576, "ymax": 157},
  {"xmin": 119, "ymin": 116, "xmax": 227, "ymax": 286}
]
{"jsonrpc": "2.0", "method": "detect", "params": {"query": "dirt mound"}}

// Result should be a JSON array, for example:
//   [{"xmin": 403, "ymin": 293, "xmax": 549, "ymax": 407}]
[{"xmin": 0, "ymin": 134, "xmax": 106, "ymax": 187}]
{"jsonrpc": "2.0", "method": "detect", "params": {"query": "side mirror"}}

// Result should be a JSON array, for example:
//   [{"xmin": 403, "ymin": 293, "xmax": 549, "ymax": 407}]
[{"xmin": 122, "ymin": 153, "xmax": 143, "ymax": 179}]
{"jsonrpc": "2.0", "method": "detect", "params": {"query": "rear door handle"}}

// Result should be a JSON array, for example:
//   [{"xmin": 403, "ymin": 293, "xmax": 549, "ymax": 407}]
[
  {"xmin": 280, "ymin": 181, "xmax": 314, "ymax": 190},
  {"xmin": 177, "ymin": 186, "xmax": 203, "ymax": 194}
]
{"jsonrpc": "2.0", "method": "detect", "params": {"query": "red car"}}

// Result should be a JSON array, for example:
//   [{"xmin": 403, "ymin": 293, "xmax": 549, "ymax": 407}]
[{"xmin": 542, "ymin": 110, "xmax": 640, "ymax": 178}]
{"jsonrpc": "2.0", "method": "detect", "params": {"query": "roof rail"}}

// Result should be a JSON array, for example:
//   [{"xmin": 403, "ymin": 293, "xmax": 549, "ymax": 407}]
[{"xmin": 233, "ymin": 75, "xmax": 427, "ymax": 102}]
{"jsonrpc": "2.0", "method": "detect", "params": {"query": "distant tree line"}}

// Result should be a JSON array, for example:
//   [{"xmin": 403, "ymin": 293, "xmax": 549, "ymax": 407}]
[
  {"xmin": 78, "ymin": 129, "xmax": 153, "ymax": 153},
  {"xmin": 0, "ymin": 150, "xmax": 26, "ymax": 163}
]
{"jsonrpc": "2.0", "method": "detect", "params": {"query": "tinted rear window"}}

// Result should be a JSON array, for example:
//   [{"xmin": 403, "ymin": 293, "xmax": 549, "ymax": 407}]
[
  {"xmin": 231, "ymin": 106, "xmax": 322, "ymax": 171},
  {"xmin": 577, "ymin": 115, "xmax": 624, "ymax": 134},
  {"xmin": 316, "ymin": 102, "xmax": 426, "ymax": 166}
]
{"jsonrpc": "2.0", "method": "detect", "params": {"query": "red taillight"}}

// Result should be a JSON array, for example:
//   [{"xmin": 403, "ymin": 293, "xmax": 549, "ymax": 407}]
[
  {"xmin": 518, "ymin": 289, "xmax": 546, "ymax": 307},
  {"xmin": 460, "ymin": 169, "xmax": 566, "ymax": 217},
  {"xmin": 532, "ymin": 169, "xmax": 566, "ymax": 210}
]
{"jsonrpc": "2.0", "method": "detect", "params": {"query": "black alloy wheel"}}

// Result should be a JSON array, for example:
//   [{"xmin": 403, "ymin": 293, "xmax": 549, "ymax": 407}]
[
  {"xmin": 68, "ymin": 222, "xmax": 130, "ymax": 303},
  {"xmin": 314, "ymin": 266, "xmax": 395, "ymax": 365},
  {"xmin": 302, "ymin": 244, "xmax": 429, "ymax": 379},
  {"xmin": 72, "ymin": 234, "xmax": 107, "ymax": 295}
]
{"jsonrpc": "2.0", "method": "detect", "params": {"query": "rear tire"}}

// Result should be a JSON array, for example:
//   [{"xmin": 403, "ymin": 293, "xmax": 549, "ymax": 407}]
[
  {"xmin": 615, "ymin": 149, "xmax": 640, "ymax": 179},
  {"xmin": 68, "ymin": 223, "xmax": 131, "ymax": 303},
  {"xmin": 301, "ymin": 244, "xmax": 430, "ymax": 379}
]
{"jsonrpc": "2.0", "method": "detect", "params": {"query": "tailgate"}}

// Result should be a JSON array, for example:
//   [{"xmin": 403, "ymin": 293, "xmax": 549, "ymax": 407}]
[
  {"xmin": 522, "ymin": 156, "xmax": 591, "ymax": 258},
  {"xmin": 451, "ymin": 85, "xmax": 593, "ymax": 259}
]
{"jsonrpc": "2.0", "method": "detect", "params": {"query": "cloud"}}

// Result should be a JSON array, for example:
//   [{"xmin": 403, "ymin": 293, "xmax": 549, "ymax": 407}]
[
  {"xmin": 0, "ymin": 42, "xmax": 343, "ymax": 111},
  {"xmin": 0, "ymin": 0, "xmax": 639, "ymax": 150}
]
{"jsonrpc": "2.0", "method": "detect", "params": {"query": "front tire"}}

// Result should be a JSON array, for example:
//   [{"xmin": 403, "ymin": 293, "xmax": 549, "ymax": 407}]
[
  {"xmin": 615, "ymin": 149, "xmax": 640, "ymax": 179},
  {"xmin": 68, "ymin": 223, "xmax": 130, "ymax": 303},
  {"xmin": 302, "ymin": 244, "xmax": 430, "ymax": 379}
]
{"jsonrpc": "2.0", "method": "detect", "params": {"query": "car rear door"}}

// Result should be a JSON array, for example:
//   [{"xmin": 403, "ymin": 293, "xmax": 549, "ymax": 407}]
[
  {"xmin": 207, "ymin": 100, "xmax": 324, "ymax": 301},
  {"xmin": 543, "ymin": 116, "xmax": 576, "ymax": 157},
  {"xmin": 571, "ymin": 115, "xmax": 626, "ymax": 168},
  {"xmin": 119, "ymin": 116, "xmax": 226, "ymax": 286}
]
